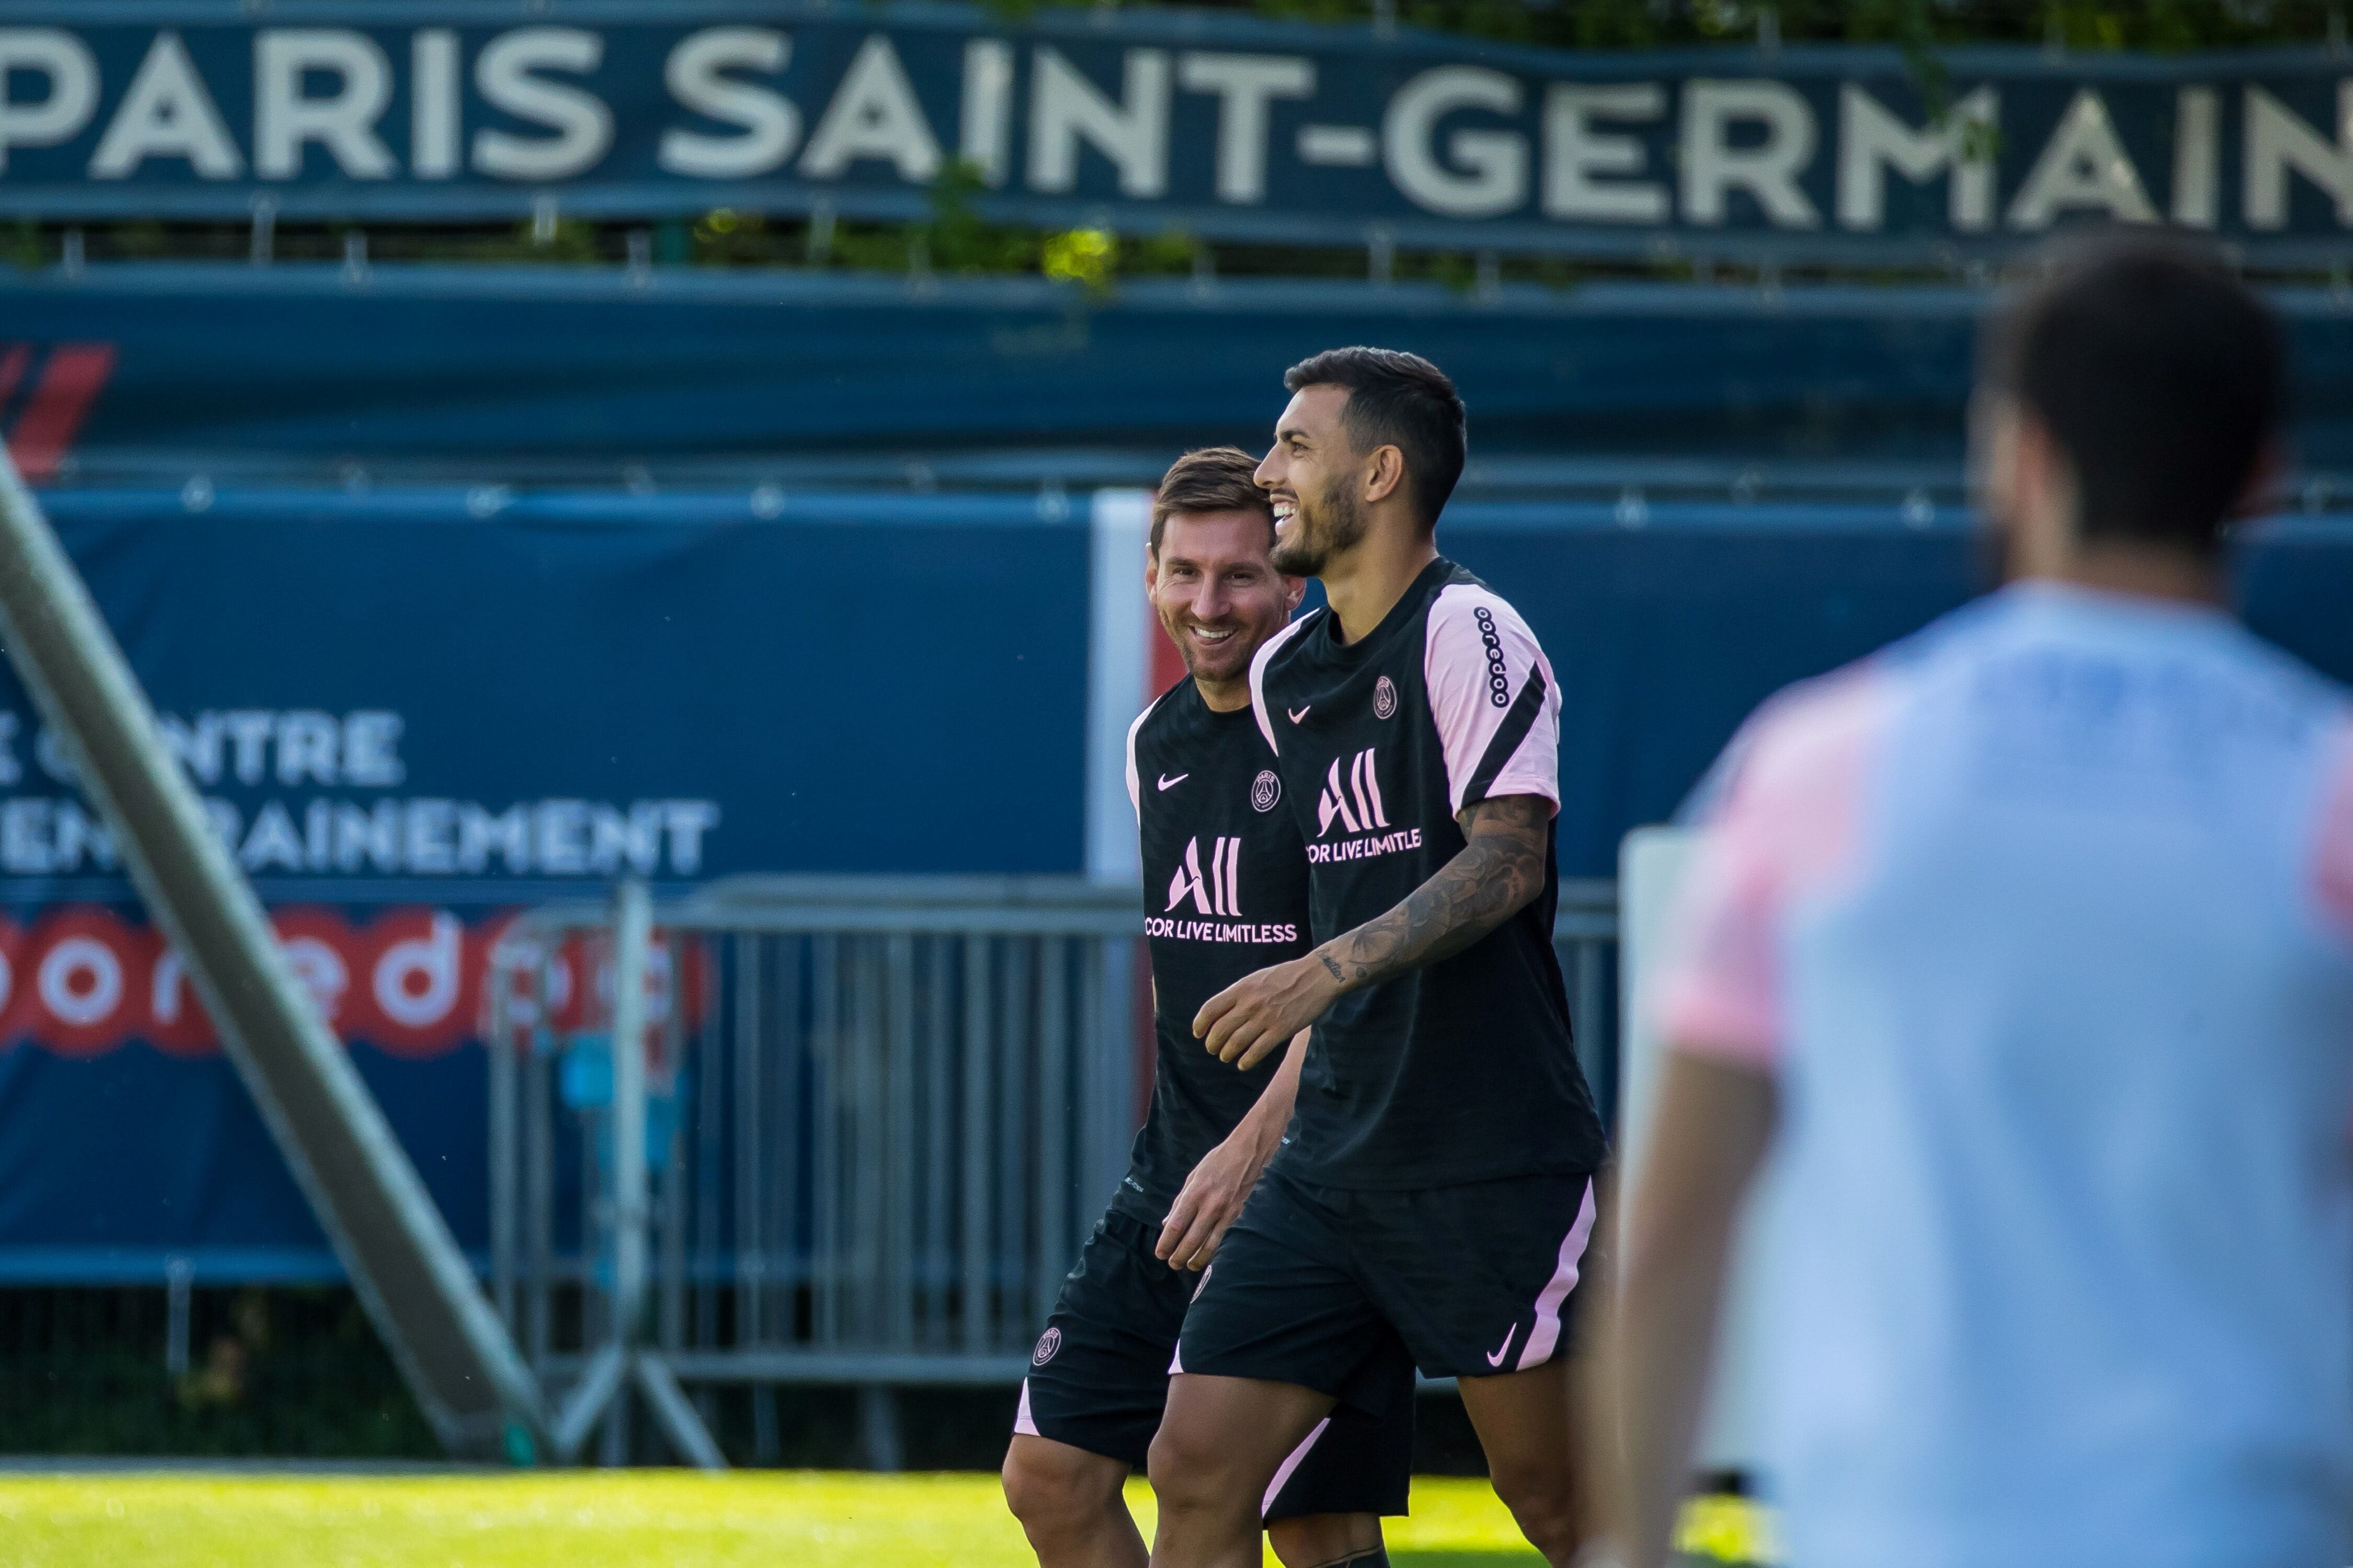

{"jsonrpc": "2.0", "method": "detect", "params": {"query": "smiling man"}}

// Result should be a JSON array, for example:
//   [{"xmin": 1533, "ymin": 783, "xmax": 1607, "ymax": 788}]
[
  {"xmin": 1002, "ymin": 447, "xmax": 1412, "ymax": 1568},
  {"xmin": 1145, "ymin": 353, "xmax": 1606, "ymax": 1568}
]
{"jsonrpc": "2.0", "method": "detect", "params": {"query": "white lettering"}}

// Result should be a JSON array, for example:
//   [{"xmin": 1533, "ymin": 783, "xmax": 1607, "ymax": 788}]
[
  {"xmin": 374, "ymin": 912, "xmax": 461, "ymax": 1027},
  {"xmin": 1029, "ymin": 45, "xmax": 1169, "ymax": 198},
  {"xmin": 1178, "ymin": 52, "xmax": 1315, "ymax": 204},
  {"xmin": 344, "ymin": 711, "xmax": 405, "ymax": 786},
  {"xmin": 152, "ymin": 948, "xmax": 191, "ymax": 1024},
  {"xmin": 2, "ymin": 798, "xmax": 52, "ymax": 873},
  {"xmin": 660, "ymin": 26, "xmax": 797, "ymax": 179},
  {"xmin": 1543, "ymin": 83, "xmax": 1666, "ymax": 223},
  {"xmin": 800, "ymin": 33, "xmax": 939, "ymax": 182},
  {"xmin": 39, "ymin": 936, "xmax": 122, "ymax": 1027},
  {"xmin": 536, "ymin": 799, "xmax": 590, "ymax": 874},
  {"xmin": 1836, "ymin": 83, "xmax": 1996, "ymax": 232},
  {"xmin": 959, "ymin": 39, "xmax": 1015, "ymax": 187},
  {"xmin": 2244, "ymin": 82, "xmax": 2353, "ymax": 230},
  {"xmin": 333, "ymin": 799, "xmax": 399, "ymax": 873},
  {"xmin": 458, "ymin": 804, "xmax": 530, "ymax": 873},
  {"xmin": 223, "ymin": 710, "xmax": 273, "ymax": 785},
  {"xmin": 1682, "ymin": 79, "xmax": 1820, "ymax": 228},
  {"xmin": 412, "ymin": 29, "xmax": 460, "ymax": 178},
  {"xmin": 2007, "ymin": 87, "xmax": 2156, "ymax": 229},
  {"xmin": 662, "ymin": 800, "xmax": 719, "ymax": 875},
  {"xmin": 590, "ymin": 802, "xmax": 663, "ymax": 876},
  {"xmin": 273, "ymin": 710, "xmax": 339, "ymax": 785},
  {"xmin": 0, "ymin": 28, "xmax": 98, "ymax": 173},
  {"xmin": 89, "ymin": 30, "xmax": 244, "ymax": 179},
  {"xmin": 255, "ymin": 28, "xmax": 395, "ymax": 179},
  {"xmin": 404, "ymin": 798, "xmax": 458, "ymax": 874},
  {"xmin": 54, "ymin": 802, "xmax": 113, "ymax": 872},
  {"xmin": 1384, "ymin": 65, "xmax": 1527, "ymax": 219},
  {"xmin": 472, "ymin": 27, "xmax": 612, "ymax": 181},
  {"xmin": 2173, "ymin": 86, "xmax": 2219, "ymax": 227},
  {"xmin": 239, "ymin": 799, "xmax": 306, "ymax": 872}
]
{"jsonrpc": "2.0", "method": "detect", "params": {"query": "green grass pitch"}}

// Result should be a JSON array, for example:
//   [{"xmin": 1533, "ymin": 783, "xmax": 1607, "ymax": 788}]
[{"xmin": 0, "ymin": 1470, "xmax": 1561, "ymax": 1567}]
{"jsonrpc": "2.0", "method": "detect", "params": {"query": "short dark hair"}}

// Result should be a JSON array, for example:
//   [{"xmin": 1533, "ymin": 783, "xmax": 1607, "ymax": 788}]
[
  {"xmin": 1283, "ymin": 347, "xmax": 1466, "ymax": 529},
  {"xmin": 1151, "ymin": 446, "xmax": 1274, "ymax": 556},
  {"xmin": 1983, "ymin": 234, "xmax": 2285, "ymax": 556}
]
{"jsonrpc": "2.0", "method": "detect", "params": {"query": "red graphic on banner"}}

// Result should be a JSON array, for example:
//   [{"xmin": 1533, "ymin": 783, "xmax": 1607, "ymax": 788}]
[
  {"xmin": 1, "ymin": 342, "xmax": 116, "ymax": 483},
  {"xmin": 0, "ymin": 906, "xmax": 705, "ymax": 1061}
]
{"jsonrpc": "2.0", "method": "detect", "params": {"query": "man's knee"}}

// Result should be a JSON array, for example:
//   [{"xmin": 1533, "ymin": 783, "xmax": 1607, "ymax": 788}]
[
  {"xmin": 1002, "ymin": 1437, "xmax": 1122, "ymax": 1530},
  {"xmin": 1146, "ymin": 1416, "xmax": 1259, "ymax": 1514},
  {"xmin": 1487, "ymin": 1455, "xmax": 1581, "ymax": 1555}
]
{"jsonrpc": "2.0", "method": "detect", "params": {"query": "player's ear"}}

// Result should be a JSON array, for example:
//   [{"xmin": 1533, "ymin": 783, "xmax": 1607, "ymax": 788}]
[
  {"xmin": 1282, "ymin": 575, "xmax": 1306, "ymax": 612},
  {"xmin": 1144, "ymin": 547, "xmax": 1160, "ymax": 597},
  {"xmin": 1363, "ymin": 443, "xmax": 1406, "ymax": 506}
]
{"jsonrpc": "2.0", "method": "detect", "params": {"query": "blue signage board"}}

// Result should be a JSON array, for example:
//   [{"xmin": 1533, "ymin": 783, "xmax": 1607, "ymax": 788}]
[{"xmin": 0, "ymin": 3, "xmax": 2349, "ymax": 262}]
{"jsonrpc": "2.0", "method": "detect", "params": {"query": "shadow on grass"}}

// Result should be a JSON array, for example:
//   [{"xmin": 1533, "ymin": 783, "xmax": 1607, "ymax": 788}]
[{"xmin": 1392, "ymin": 1553, "xmax": 1545, "ymax": 1567}]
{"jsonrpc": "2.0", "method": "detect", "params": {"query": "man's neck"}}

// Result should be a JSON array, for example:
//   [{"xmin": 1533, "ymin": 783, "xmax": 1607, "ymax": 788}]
[
  {"xmin": 1321, "ymin": 528, "xmax": 1441, "ymax": 645},
  {"xmin": 1193, "ymin": 673, "xmax": 1251, "ymax": 713},
  {"xmin": 2029, "ymin": 542, "xmax": 2224, "ymax": 608}
]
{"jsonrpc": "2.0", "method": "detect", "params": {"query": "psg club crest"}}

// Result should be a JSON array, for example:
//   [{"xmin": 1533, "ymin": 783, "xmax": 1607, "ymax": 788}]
[
  {"xmin": 1033, "ymin": 1327, "xmax": 1062, "ymax": 1366},
  {"xmin": 1374, "ymin": 676, "xmax": 1398, "ymax": 719},
  {"xmin": 1250, "ymin": 770, "xmax": 1281, "ymax": 812}
]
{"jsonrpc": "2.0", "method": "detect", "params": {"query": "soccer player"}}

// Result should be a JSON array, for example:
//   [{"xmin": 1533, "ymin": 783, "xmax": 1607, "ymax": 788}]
[
  {"xmin": 1598, "ymin": 237, "xmax": 2353, "ymax": 1568},
  {"xmin": 1002, "ymin": 447, "xmax": 1412, "ymax": 1568},
  {"xmin": 1147, "ymin": 351, "xmax": 1608, "ymax": 1568}
]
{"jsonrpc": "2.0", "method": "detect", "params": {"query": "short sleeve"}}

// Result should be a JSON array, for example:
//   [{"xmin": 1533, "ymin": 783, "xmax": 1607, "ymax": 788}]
[
  {"xmin": 2314, "ymin": 717, "xmax": 2353, "ymax": 945},
  {"xmin": 1646, "ymin": 667, "xmax": 1894, "ymax": 1071},
  {"xmin": 1424, "ymin": 586, "xmax": 1560, "ymax": 818},
  {"xmin": 1648, "ymin": 762, "xmax": 1789, "ymax": 1069}
]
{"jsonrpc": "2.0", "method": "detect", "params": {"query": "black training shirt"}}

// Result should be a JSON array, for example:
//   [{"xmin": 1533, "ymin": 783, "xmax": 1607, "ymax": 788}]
[
  {"xmin": 1116, "ymin": 677, "xmax": 1315, "ymax": 1222},
  {"xmin": 1247, "ymin": 558, "xmax": 1605, "ymax": 1188}
]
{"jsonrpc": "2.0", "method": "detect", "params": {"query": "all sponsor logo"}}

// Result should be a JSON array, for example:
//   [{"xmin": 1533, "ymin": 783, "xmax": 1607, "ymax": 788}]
[
  {"xmin": 1475, "ymin": 606, "xmax": 1512, "ymax": 708},
  {"xmin": 1168, "ymin": 835, "xmax": 1243, "ymax": 918},
  {"xmin": 1307, "ymin": 747, "xmax": 1424, "ymax": 865},
  {"xmin": 1318, "ymin": 749, "xmax": 1389, "ymax": 839},
  {"xmin": 1033, "ymin": 1327, "xmax": 1062, "ymax": 1367},
  {"xmin": 1250, "ymin": 769, "xmax": 1281, "ymax": 813},
  {"xmin": 1373, "ymin": 676, "xmax": 1398, "ymax": 719}
]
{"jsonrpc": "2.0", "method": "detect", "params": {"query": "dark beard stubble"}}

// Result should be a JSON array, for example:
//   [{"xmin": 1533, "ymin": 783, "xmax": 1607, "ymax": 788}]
[{"xmin": 1269, "ymin": 480, "xmax": 1368, "ymax": 577}]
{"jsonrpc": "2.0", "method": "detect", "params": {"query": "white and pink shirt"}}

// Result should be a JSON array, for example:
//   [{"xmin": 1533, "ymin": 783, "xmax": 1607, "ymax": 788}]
[{"xmin": 1653, "ymin": 582, "xmax": 2353, "ymax": 1568}]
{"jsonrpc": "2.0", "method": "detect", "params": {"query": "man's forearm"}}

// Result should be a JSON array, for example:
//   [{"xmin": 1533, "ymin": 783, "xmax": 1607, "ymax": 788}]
[
  {"xmin": 1597, "ymin": 1052, "xmax": 1777, "ymax": 1568},
  {"xmin": 1229, "ymin": 1028, "xmax": 1310, "ymax": 1161},
  {"xmin": 1313, "ymin": 793, "xmax": 1550, "ymax": 994}
]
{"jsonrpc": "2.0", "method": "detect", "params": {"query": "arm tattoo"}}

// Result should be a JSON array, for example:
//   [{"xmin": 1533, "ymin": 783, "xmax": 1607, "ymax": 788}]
[
  {"xmin": 1320, "ymin": 795, "xmax": 1549, "ymax": 990},
  {"xmin": 1320, "ymin": 954, "xmax": 1345, "ymax": 982}
]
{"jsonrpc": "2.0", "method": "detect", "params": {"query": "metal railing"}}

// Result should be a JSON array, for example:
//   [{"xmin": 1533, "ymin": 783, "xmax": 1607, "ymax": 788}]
[{"xmin": 486, "ymin": 874, "xmax": 1617, "ymax": 1465}]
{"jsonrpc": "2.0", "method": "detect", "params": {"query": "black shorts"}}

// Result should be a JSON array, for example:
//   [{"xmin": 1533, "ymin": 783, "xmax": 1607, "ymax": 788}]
[
  {"xmin": 1176, "ymin": 1166, "xmax": 1599, "ymax": 1393},
  {"xmin": 1016, "ymin": 1208, "xmax": 1415, "ymax": 1521}
]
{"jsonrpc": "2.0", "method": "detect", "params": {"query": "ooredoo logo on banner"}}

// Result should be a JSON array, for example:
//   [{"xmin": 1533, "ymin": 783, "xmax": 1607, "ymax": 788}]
[{"xmin": 0, "ymin": 905, "xmax": 503, "ymax": 1059}]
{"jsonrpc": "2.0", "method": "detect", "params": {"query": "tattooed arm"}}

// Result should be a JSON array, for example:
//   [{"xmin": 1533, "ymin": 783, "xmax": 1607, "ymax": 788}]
[{"xmin": 1192, "ymin": 794, "xmax": 1552, "ymax": 1070}]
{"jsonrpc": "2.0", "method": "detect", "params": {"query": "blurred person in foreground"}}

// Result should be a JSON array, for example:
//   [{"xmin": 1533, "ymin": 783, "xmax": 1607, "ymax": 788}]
[
  {"xmin": 1594, "ymin": 234, "xmax": 2353, "ymax": 1568},
  {"xmin": 1002, "ymin": 447, "xmax": 1410, "ymax": 1568}
]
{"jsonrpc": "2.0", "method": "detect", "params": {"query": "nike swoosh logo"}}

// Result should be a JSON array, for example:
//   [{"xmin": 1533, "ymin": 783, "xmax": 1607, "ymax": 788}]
[
  {"xmin": 1157, "ymin": 773, "xmax": 1188, "ymax": 791},
  {"xmin": 1484, "ymin": 1324, "xmax": 1517, "ymax": 1368},
  {"xmin": 1287, "ymin": 706, "xmax": 1311, "ymax": 724}
]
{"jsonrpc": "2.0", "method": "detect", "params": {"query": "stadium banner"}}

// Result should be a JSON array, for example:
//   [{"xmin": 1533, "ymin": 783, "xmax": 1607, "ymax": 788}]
[
  {"xmin": 0, "ymin": 490, "xmax": 1089, "ymax": 1280},
  {"xmin": 0, "ymin": 491, "xmax": 2347, "ymax": 1281},
  {"xmin": 1, "ymin": 4, "xmax": 2351, "ymax": 262}
]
